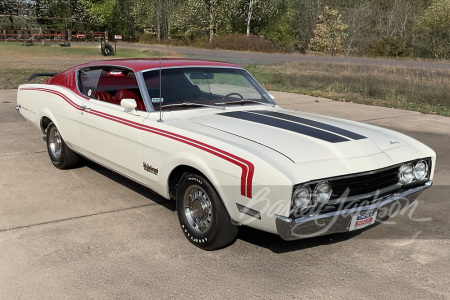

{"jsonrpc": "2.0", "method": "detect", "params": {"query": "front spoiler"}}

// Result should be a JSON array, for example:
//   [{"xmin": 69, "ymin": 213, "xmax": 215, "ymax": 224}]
[{"xmin": 276, "ymin": 180, "xmax": 433, "ymax": 241}]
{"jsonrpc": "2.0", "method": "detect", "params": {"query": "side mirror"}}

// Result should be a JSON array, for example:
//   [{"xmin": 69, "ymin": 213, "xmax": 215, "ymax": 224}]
[
  {"xmin": 121, "ymin": 98, "xmax": 138, "ymax": 115},
  {"xmin": 268, "ymin": 94, "xmax": 275, "ymax": 101}
]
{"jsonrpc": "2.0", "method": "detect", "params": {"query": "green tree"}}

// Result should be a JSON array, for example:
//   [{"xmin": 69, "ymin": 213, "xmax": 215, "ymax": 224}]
[
  {"xmin": 172, "ymin": 0, "xmax": 209, "ymax": 40},
  {"xmin": 258, "ymin": 1, "xmax": 295, "ymax": 46},
  {"xmin": 1, "ymin": 0, "xmax": 31, "ymax": 15},
  {"xmin": 172, "ymin": 0, "xmax": 240, "ymax": 41},
  {"xmin": 132, "ymin": 0, "xmax": 155, "ymax": 36},
  {"xmin": 152, "ymin": 0, "xmax": 177, "ymax": 40},
  {"xmin": 416, "ymin": 0, "xmax": 450, "ymax": 58},
  {"xmin": 289, "ymin": 0, "xmax": 322, "ymax": 52},
  {"xmin": 1, "ymin": 0, "xmax": 15, "ymax": 15},
  {"xmin": 32, "ymin": 0, "xmax": 95, "ymax": 29},
  {"xmin": 86, "ymin": 0, "xmax": 122, "ymax": 34},
  {"xmin": 243, "ymin": 0, "xmax": 282, "ymax": 36},
  {"xmin": 343, "ymin": 0, "xmax": 375, "ymax": 55},
  {"xmin": 308, "ymin": 6, "xmax": 348, "ymax": 55},
  {"xmin": 34, "ymin": 0, "xmax": 51, "ymax": 19}
]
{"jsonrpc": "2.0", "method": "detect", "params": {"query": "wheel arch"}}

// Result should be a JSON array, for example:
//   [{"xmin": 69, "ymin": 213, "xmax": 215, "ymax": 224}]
[
  {"xmin": 167, "ymin": 164, "xmax": 236, "ymax": 220},
  {"xmin": 40, "ymin": 116, "xmax": 53, "ymax": 134},
  {"xmin": 168, "ymin": 164, "xmax": 209, "ymax": 200}
]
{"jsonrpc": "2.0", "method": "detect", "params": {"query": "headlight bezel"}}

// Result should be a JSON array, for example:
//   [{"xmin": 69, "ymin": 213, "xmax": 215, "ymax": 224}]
[
  {"xmin": 292, "ymin": 185, "xmax": 312, "ymax": 211},
  {"xmin": 413, "ymin": 160, "xmax": 429, "ymax": 181},
  {"xmin": 398, "ymin": 159, "xmax": 430, "ymax": 186},
  {"xmin": 291, "ymin": 180, "xmax": 332, "ymax": 212},
  {"xmin": 312, "ymin": 181, "xmax": 332, "ymax": 206},
  {"xmin": 398, "ymin": 163, "xmax": 415, "ymax": 185}
]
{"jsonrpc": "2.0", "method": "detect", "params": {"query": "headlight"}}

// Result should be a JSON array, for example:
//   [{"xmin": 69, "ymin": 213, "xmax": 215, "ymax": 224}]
[
  {"xmin": 292, "ymin": 185, "xmax": 311, "ymax": 210},
  {"xmin": 313, "ymin": 181, "xmax": 332, "ymax": 205},
  {"xmin": 399, "ymin": 163, "xmax": 414, "ymax": 184},
  {"xmin": 414, "ymin": 160, "xmax": 428, "ymax": 181}
]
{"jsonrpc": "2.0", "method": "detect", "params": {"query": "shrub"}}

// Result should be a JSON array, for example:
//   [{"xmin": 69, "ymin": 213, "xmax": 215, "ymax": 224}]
[
  {"xmin": 308, "ymin": 7, "xmax": 347, "ymax": 56},
  {"xmin": 208, "ymin": 34, "xmax": 278, "ymax": 53},
  {"xmin": 367, "ymin": 36, "xmax": 411, "ymax": 57},
  {"xmin": 138, "ymin": 33, "xmax": 196, "ymax": 46},
  {"xmin": 139, "ymin": 33, "xmax": 298, "ymax": 54}
]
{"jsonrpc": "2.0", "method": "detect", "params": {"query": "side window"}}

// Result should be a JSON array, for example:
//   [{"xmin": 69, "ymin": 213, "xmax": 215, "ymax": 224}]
[
  {"xmin": 78, "ymin": 67, "xmax": 146, "ymax": 111},
  {"xmin": 79, "ymin": 69, "xmax": 102, "ymax": 98},
  {"xmin": 143, "ymin": 69, "xmax": 201, "ymax": 105}
]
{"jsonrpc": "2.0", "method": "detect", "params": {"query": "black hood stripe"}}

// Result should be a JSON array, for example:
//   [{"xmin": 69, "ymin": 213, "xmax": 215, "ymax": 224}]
[
  {"xmin": 219, "ymin": 111, "xmax": 351, "ymax": 143},
  {"xmin": 250, "ymin": 110, "xmax": 366, "ymax": 140}
]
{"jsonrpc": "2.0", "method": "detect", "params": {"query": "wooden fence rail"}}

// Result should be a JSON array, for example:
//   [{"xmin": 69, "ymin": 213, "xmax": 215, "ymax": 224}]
[{"xmin": 0, "ymin": 28, "xmax": 108, "ymax": 43}]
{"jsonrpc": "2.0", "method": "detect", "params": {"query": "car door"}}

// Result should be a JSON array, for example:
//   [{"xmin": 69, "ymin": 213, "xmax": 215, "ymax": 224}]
[{"xmin": 77, "ymin": 67, "xmax": 148, "ymax": 184}]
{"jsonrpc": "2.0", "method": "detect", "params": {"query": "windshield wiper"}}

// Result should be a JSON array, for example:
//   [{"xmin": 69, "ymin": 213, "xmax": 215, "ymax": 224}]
[
  {"xmin": 161, "ymin": 102, "xmax": 224, "ymax": 110},
  {"xmin": 215, "ymin": 99, "xmax": 275, "ymax": 107}
]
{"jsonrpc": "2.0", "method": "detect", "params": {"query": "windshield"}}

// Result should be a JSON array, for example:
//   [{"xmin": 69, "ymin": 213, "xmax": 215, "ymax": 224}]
[{"xmin": 142, "ymin": 67, "xmax": 274, "ymax": 110}]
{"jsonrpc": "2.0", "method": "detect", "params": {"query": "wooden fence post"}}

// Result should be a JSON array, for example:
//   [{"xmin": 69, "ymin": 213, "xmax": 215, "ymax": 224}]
[{"xmin": 40, "ymin": 27, "xmax": 44, "ymax": 45}]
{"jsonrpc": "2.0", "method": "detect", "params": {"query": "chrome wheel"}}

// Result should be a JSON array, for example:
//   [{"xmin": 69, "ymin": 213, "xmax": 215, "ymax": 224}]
[
  {"xmin": 46, "ymin": 122, "xmax": 79, "ymax": 169},
  {"xmin": 48, "ymin": 126, "xmax": 62, "ymax": 160},
  {"xmin": 177, "ymin": 173, "xmax": 238, "ymax": 250},
  {"xmin": 183, "ymin": 185, "xmax": 213, "ymax": 233}
]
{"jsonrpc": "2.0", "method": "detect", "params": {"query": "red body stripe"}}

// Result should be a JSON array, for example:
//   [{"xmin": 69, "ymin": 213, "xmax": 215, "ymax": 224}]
[{"xmin": 21, "ymin": 87, "xmax": 254, "ymax": 198}]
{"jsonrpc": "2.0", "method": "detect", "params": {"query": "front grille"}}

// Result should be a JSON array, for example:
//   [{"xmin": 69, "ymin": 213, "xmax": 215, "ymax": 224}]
[{"xmin": 330, "ymin": 166, "xmax": 400, "ymax": 200}]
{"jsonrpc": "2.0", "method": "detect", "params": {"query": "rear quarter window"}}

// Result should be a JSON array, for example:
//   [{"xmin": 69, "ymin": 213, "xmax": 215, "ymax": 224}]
[{"xmin": 78, "ymin": 69, "xmax": 102, "ymax": 97}]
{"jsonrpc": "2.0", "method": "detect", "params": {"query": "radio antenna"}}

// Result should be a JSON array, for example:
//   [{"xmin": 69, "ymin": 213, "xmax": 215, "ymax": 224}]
[{"xmin": 157, "ymin": 53, "xmax": 163, "ymax": 122}]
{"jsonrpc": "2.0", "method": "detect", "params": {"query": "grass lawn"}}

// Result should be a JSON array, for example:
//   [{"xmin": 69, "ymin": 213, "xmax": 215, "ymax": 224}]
[{"xmin": 247, "ymin": 63, "xmax": 450, "ymax": 117}]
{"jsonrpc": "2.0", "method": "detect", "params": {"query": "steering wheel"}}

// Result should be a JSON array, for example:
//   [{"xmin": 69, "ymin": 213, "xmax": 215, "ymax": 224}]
[{"xmin": 222, "ymin": 93, "xmax": 244, "ymax": 100}]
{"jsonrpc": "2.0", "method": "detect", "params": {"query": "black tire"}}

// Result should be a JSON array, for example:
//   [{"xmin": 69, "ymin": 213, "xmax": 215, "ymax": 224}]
[
  {"xmin": 46, "ymin": 122, "xmax": 79, "ymax": 169},
  {"xmin": 101, "ymin": 43, "xmax": 114, "ymax": 56},
  {"xmin": 176, "ymin": 173, "xmax": 238, "ymax": 250}
]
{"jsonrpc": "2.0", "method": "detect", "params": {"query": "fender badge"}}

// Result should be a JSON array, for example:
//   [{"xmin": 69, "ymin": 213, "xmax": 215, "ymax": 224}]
[{"xmin": 143, "ymin": 162, "xmax": 158, "ymax": 175}]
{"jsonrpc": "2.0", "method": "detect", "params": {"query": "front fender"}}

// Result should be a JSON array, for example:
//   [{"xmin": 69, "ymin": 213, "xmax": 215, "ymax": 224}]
[{"xmin": 161, "ymin": 149, "xmax": 293, "ymax": 235}]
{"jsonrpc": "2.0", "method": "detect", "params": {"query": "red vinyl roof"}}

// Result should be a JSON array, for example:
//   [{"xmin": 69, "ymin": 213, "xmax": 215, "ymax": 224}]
[
  {"xmin": 74, "ymin": 59, "xmax": 242, "ymax": 72},
  {"xmin": 44, "ymin": 59, "xmax": 243, "ymax": 96}
]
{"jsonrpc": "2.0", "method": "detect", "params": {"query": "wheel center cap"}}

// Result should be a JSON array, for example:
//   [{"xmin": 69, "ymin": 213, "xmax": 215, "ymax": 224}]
[{"xmin": 191, "ymin": 198, "xmax": 208, "ymax": 221}]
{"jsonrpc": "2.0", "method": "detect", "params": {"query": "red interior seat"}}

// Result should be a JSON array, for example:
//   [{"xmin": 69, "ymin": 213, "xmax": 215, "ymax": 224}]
[{"xmin": 94, "ymin": 91, "xmax": 116, "ymax": 104}]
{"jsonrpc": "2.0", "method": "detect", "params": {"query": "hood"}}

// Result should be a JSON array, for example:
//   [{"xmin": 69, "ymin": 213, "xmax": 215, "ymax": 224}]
[{"xmin": 173, "ymin": 109, "xmax": 405, "ymax": 164}]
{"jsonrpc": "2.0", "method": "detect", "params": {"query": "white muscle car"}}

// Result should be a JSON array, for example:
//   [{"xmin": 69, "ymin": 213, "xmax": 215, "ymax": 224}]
[{"xmin": 16, "ymin": 59, "xmax": 435, "ymax": 250}]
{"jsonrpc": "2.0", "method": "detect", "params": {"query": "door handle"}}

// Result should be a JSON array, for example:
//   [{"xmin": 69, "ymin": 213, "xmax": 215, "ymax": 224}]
[{"xmin": 80, "ymin": 105, "xmax": 91, "ymax": 111}]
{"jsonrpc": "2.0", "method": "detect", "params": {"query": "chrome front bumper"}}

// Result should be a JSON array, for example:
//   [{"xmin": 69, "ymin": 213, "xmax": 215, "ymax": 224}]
[{"xmin": 276, "ymin": 180, "xmax": 433, "ymax": 241}]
